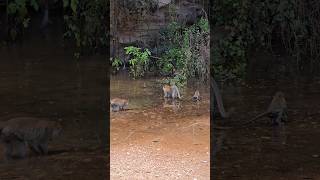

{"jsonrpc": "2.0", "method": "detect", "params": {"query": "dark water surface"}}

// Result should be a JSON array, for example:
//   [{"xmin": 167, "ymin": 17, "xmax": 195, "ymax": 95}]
[
  {"xmin": 0, "ymin": 27, "xmax": 107, "ymax": 179},
  {"xmin": 213, "ymin": 79, "xmax": 320, "ymax": 179}
]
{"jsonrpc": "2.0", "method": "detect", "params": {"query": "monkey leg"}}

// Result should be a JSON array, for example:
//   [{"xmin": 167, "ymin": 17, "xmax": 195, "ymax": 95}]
[
  {"xmin": 14, "ymin": 140, "xmax": 28, "ymax": 158},
  {"xmin": 29, "ymin": 141, "xmax": 42, "ymax": 155},
  {"xmin": 3, "ymin": 142, "xmax": 14, "ymax": 159},
  {"xmin": 39, "ymin": 141, "xmax": 49, "ymax": 155},
  {"xmin": 281, "ymin": 110, "xmax": 288, "ymax": 122},
  {"xmin": 272, "ymin": 111, "xmax": 284, "ymax": 126},
  {"xmin": 111, "ymin": 105, "xmax": 120, "ymax": 112},
  {"xmin": 5, "ymin": 140, "xmax": 28, "ymax": 159}
]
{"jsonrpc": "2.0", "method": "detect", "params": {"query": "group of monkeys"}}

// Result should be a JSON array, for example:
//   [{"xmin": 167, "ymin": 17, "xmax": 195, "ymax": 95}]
[
  {"xmin": 111, "ymin": 80, "xmax": 289, "ymax": 128},
  {"xmin": 110, "ymin": 84, "xmax": 201, "ymax": 112}
]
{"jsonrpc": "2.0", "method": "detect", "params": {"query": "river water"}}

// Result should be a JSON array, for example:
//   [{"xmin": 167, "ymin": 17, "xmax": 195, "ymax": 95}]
[
  {"xmin": 110, "ymin": 73, "xmax": 210, "ymax": 179},
  {"xmin": 213, "ymin": 78, "xmax": 320, "ymax": 179},
  {"xmin": 0, "ymin": 21, "xmax": 108, "ymax": 179}
]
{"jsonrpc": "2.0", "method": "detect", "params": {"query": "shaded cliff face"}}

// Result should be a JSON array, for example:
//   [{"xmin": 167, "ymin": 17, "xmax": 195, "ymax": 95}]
[{"xmin": 110, "ymin": 0, "xmax": 208, "ymax": 61}]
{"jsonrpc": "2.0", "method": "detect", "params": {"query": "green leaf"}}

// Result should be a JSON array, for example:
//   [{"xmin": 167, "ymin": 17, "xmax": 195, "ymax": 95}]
[
  {"xmin": 8, "ymin": 3, "xmax": 17, "ymax": 14},
  {"xmin": 30, "ymin": 0, "xmax": 39, "ymax": 11},
  {"xmin": 71, "ymin": 0, "xmax": 78, "ymax": 13},
  {"xmin": 63, "ymin": 0, "xmax": 69, "ymax": 8},
  {"xmin": 23, "ymin": 18, "xmax": 30, "ymax": 28}
]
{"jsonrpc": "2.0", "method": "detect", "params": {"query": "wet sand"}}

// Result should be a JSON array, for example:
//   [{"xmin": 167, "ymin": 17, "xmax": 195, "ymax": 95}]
[{"xmin": 110, "ymin": 76, "xmax": 210, "ymax": 179}]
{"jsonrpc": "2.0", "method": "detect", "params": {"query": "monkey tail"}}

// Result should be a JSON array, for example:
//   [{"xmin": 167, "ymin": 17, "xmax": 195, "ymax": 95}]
[
  {"xmin": 241, "ymin": 111, "xmax": 269, "ymax": 126},
  {"xmin": 212, "ymin": 78, "xmax": 228, "ymax": 118},
  {"xmin": 177, "ymin": 89, "xmax": 181, "ymax": 99},
  {"xmin": 173, "ymin": 86, "xmax": 181, "ymax": 99}
]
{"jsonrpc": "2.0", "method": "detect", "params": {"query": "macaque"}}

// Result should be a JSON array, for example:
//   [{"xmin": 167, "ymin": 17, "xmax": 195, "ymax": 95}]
[
  {"xmin": 243, "ymin": 91, "xmax": 287, "ymax": 126},
  {"xmin": 0, "ymin": 117, "xmax": 62, "ymax": 159},
  {"xmin": 2, "ymin": 138, "xmax": 27, "ymax": 159},
  {"xmin": 163, "ymin": 84, "xmax": 181, "ymax": 99},
  {"xmin": 110, "ymin": 98, "xmax": 129, "ymax": 112},
  {"xmin": 163, "ymin": 98, "xmax": 181, "ymax": 112},
  {"xmin": 192, "ymin": 90, "xmax": 200, "ymax": 101}
]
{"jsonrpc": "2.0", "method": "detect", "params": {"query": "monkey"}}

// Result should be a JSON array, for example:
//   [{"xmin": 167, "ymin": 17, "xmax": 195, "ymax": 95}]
[
  {"xmin": 5, "ymin": 140, "xmax": 27, "ymax": 159},
  {"xmin": 192, "ymin": 90, "xmax": 201, "ymax": 101},
  {"xmin": 242, "ymin": 91, "xmax": 287, "ymax": 126},
  {"xmin": 110, "ymin": 98, "xmax": 129, "ymax": 112},
  {"xmin": 163, "ymin": 98, "xmax": 181, "ymax": 111},
  {"xmin": 0, "ymin": 117, "xmax": 62, "ymax": 159},
  {"xmin": 211, "ymin": 77, "xmax": 231, "ymax": 118},
  {"xmin": 162, "ymin": 84, "xmax": 181, "ymax": 99},
  {"xmin": 162, "ymin": 85, "xmax": 171, "ymax": 98}
]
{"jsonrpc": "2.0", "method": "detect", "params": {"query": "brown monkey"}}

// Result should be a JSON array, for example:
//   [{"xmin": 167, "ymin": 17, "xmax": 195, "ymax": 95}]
[
  {"xmin": 0, "ymin": 117, "xmax": 62, "ymax": 159},
  {"xmin": 243, "ymin": 91, "xmax": 287, "ymax": 126},
  {"xmin": 162, "ymin": 84, "xmax": 181, "ymax": 99},
  {"xmin": 110, "ymin": 98, "xmax": 129, "ymax": 112}
]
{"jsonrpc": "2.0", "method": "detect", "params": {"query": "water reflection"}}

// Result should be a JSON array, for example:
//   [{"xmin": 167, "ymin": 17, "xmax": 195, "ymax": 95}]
[
  {"xmin": 213, "ymin": 79, "xmax": 320, "ymax": 179},
  {"xmin": 271, "ymin": 125, "xmax": 287, "ymax": 146},
  {"xmin": 0, "ymin": 46, "xmax": 107, "ymax": 178},
  {"xmin": 110, "ymin": 74, "xmax": 210, "ymax": 179}
]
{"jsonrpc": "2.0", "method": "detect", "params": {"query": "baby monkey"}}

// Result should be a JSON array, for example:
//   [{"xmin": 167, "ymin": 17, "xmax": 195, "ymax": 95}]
[
  {"xmin": 243, "ymin": 91, "xmax": 287, "ymax": 126},
  {"xmin": 162, "ymin": 84, "xmax": 181, "ymax": 99},
  {"xmin": 192, "ymin": 90, "xmax": 201, "ymax": 101},
  {"xmin": 110, "ymin": 98, "xmax": 129, "ymax": 112}
]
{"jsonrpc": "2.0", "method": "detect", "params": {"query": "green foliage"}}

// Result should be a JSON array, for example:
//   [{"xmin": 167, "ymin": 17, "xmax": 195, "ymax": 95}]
[
  {"xmin": 212, "ymin": 0, "xmax": 251, "ymax": 80},
  {"xmin": 3, "ymin": 0, "xmax": 107, "ymax": 57},
  {"xmin": 158, "ymin": 18, "xmax": 210, "ymax": 86},
  {"xmin": 63, "ymin": 0, "xmax": 107, "ymax": 55},
  {"xmin": 111, "ymin": 57, "xmax": 123, "ymax": 72},
  {"xmin": 30, "ymin": 0, "xmax": 39, "ymax": 11},
  {"xmin": 124, "ymin": 46, "xmax": 151, "ymax": 79},
  {"xmin": 161, "ymin": 73, "xmax": 187, "ymax": 89},
  {"xmin": 198, "ymin": 18, "xmax": 209, "ymax": 32},
  {"xmin": 6, "ymin": 0, "xmax": 39, "ymax": 40},
  {"xmin": 158, "ymin": 48, "xmax": 184, "ymax": 75},
  {"xmin": 213, "ymin": 0, "xmax": 320, "ymax": 77}
]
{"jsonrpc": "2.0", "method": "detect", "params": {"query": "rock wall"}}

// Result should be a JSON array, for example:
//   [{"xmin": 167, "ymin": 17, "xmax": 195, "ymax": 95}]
[{"xmin": 110, "ymin": 0, "xmax": 208, "ymax": 61}]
